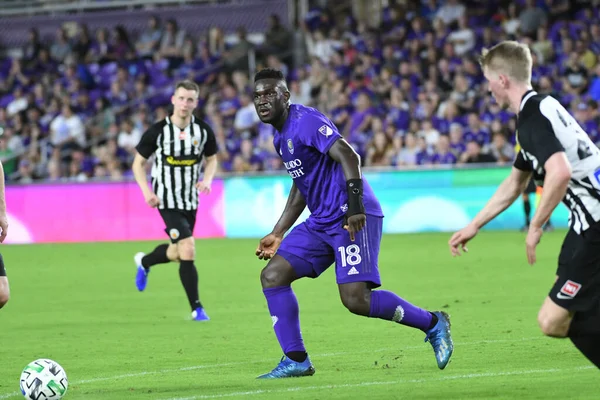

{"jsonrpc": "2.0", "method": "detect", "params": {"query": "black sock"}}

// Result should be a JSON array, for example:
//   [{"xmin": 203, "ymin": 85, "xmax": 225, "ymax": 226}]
[
  {"xmin": 523, "ymin": 198, "xmax": 531, "ymax": 225},
  {"xmin": 179, "ymin": 260, "xmax": 202, "ymax": 311},
  {"xmin": 286, "ymin": 351, "xmax": 308, "ymax": 363},
  {"xmin": 428, "ymin": 312, "xmax": 439, "ymax": 330},
  {"xmin": 568, "ymin": 308, "xmax": 600, "ymax": 368},
  {"xmin": 141, "ymin": 244, "xmax": 170, "ymax": 269}
]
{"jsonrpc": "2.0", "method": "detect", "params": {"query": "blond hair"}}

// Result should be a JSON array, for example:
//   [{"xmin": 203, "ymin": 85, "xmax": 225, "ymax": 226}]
[{"xmin": 479, "ymin": 41, "xmax": 532, "ymax": 84}]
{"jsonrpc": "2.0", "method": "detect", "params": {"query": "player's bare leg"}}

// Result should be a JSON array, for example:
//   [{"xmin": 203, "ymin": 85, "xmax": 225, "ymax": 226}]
[
  {"xmin": 176, "ymin": 237, "xmax": 208, "ymax": 321},
  {"xmin": 260, "ymin": 255, "xmax": 298, "ymax": 288},
  {"xmin": 339, "ymin": 281, "xmax": 454, "ymax": 369},
  {"xmin": 135, "ymin": 243, "xmax": 179, "ymax": 291},
  {"xmin": 544, "ymin": 275, "xmax": 600, "ymax": 367},
  {"xmin": 258, "ymin": 255, "xmax": 315, "ymax": 379},
  {"xmin": 540, "ymin": 293, "xmax": 600, "ymax": 368},
  {"xmin": 0, "ymin": 276, "xmax": 9, "ymax": 309},
  {"xmin": 538, "ymin": 296, "xmax": 572, "ymax": 338},
  {"xmin": 167, "ymin": 244, "xmax": 179, "ymax": 261}
]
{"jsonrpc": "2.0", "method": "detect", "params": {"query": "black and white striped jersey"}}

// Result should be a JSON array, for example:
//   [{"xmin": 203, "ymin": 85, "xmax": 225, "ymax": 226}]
[
  {"xmin": 135, "ymin": 115, "xmax": 218, "ymax": 210},
  {"xmin": 514, "ymin": 90, "xmax": 600, "ymax": 233}
]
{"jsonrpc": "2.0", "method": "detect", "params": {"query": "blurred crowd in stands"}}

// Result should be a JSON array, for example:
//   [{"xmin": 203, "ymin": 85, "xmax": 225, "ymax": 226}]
[{"xmin": 1, "ymin": 0, "xmax": 600, "ymax": 182}]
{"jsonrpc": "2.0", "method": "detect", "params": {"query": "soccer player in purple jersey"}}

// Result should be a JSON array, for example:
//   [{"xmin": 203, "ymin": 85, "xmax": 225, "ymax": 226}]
[{"xmin": 252, "ymin": 69, "xmax": 454, "ymax": 379}]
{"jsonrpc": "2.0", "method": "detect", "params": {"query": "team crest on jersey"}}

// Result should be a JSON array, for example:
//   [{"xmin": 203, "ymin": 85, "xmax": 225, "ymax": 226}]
[
  {"xmin": 169, "ymin": 229, "xmax": 180, "ymax": 240},
  {"xmin": 287, "ymin": 139, "xmax": 294, "ymax": 154},
  {"xmin": 319, "ymin": 124, "xmax": 333, "ymax": 137},
  {"xmin": 192, "ymin": 137, "xmax": 200, "ymax": 147}
]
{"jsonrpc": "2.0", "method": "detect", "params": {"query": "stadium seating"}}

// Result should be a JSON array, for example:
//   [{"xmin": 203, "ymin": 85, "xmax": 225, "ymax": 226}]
[{"xmin": 0, "ymin": 0, "xmax": 598, "ymax": 181}]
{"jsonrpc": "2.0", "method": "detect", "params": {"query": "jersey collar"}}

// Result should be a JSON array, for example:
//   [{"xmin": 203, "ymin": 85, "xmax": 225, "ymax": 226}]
[
  {"xmin": 519, "ymin": 89, "xmax": 537, "ymax": 112},
  {"xmin": 165, "ymin": 115, "xmax": 195, "ymax": 128}
]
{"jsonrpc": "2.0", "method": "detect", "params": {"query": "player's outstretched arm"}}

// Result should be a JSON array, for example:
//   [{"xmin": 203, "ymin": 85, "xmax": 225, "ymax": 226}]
[
  {"xmin": 472, "ymin": 167, "xmax": 532, "ymax": 229},
  {"xmin": 256, "ymin": 183, "xmax": 306, "ymax": 260},
  {"xmin": 449, "ymin": 167, "xmax": 531, "ymax": 256},
  {"xmin": 327, "ymin": 139, "xmax": 366, "ymax": 241},
  {"xmin": 132, "ymin": 153, "xmax": 159, "ymax": 208},
  {"xmin": 0, "ymin": 160, "xmax": 8, "ymax": 242}
]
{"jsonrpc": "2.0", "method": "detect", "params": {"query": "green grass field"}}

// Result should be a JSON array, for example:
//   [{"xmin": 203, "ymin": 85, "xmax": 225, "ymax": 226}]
[{"xmin": 0, "ymin": 231, "xmax": 597, "ymax": 400}]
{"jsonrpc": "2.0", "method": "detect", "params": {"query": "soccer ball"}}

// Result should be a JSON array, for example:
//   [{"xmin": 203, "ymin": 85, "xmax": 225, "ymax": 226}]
[{"xmin": 19, "ymin": 359, "xmax": 68, "ymax": 400}]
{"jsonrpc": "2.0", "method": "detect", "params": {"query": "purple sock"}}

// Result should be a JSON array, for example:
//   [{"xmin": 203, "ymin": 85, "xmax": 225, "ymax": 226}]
[
  {"xmin": 263, "ymin": 286, "xmax": 306, "ymax": 354},
  {"xmin": 369, "ymin": 290, "xmax": 433, "ymax": 331}
]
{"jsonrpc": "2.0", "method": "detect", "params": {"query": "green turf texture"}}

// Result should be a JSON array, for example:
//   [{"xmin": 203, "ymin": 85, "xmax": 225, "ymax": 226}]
[{"xmin": 0, "ymin": 231, "xmax": 597, "ymax": 399}]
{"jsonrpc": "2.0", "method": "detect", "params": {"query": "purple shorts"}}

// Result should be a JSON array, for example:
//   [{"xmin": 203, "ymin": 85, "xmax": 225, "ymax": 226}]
[{"xmin": 276, "ymin": 215, "xmax": 382, "ymax": 287}]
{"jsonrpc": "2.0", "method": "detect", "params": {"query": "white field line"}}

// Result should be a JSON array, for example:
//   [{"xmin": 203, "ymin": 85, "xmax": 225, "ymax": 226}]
[
  {"xmin": 162, "ymin": 366, "xmax": 595, "ymax": 400},
  {"xmin": 0, "ymin": 336, "xmax": 552, "ymax": 399}
]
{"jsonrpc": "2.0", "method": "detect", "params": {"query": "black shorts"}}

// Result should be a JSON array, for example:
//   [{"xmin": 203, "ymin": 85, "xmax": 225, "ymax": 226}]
[
  {"xmin": 158, "ymin": 209, "xmax": 197, "ymax": 243},
  {"xmin": 550, "ymin": 223, "xmax": 600, "ymax": 312},
  {"xmin": 524, "ymin": 178, "xmax": 536, "ymax": 194}
]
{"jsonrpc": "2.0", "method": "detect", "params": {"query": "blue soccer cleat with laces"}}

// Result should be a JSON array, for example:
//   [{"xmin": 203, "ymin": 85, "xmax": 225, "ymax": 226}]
[
  {"xmin": 257, "ymin": 356, "xmax": 315, "ymax": 379},
  {"xmin": 424, "ymin": 311, "xmax": 454, "ymax": 370},
  {"xmin": 134, "ymin": 252, "xmax": 148, "ymax": 292},
  {"xmin": 192, "ymin": 307, "xmax": 210, "ymax": 321}
]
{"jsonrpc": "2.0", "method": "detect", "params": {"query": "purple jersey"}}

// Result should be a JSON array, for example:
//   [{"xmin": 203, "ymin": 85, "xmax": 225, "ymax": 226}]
[{"xmin": 273, "ymin": 104, "xmax": 383, "ymax": 228}]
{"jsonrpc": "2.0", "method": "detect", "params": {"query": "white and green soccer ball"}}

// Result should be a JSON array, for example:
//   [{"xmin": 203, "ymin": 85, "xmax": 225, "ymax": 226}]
[{"xmin": 20, "ymin": 359, "xmax": 68, "ymax": 400}]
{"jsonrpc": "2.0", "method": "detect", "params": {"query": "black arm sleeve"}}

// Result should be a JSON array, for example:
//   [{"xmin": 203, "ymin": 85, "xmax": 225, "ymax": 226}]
[
  {"xmin": 202, "ymin": 122, "xmax": 218, "ymax": 157},
  {"xmin": 135, "ymin": 123, "xmax": 162, "ymax": 159},
  {"xmin": 513, "ymin": 151, "xmax": 533, "ymax": 171},
  {"xmin": 527, "ymin": 116, "xmax": 565, "ymax": 167}
]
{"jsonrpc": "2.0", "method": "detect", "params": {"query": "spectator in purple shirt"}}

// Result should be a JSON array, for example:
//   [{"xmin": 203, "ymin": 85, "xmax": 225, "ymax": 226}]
[
  {"xmin": 449, "ymin": 123, "xmax": 466, "ymax": 156},
  {"xmin": 432, "ymin": 135, "xmax": 457, "ymax": 165},
  {"xmin": 463, "ymin": 112, "xmax": 491, "ymax": 145},
  {"xmin": 415, "ymin": 135, "xmax": 432, "ymax": 166}
]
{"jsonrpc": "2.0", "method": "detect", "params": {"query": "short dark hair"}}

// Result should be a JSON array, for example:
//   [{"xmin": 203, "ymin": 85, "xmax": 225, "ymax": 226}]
[
  {"xmin": 175, "ymin": 79, "xmax": 200, "ymax": 93},
  {"xmin": 254, "ymin": 68, "xmax": 285, "ymax": 83}
]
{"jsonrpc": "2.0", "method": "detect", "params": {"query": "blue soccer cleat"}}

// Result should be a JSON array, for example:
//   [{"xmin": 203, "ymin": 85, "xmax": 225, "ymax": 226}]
[
  {"xmin": 257, "ymin": 356, "xmax": 315, "ymax": 379},
  {"xmin": 192, "ymin": 307, "xmax": 210, "ymax": 321},
  {"xmin": 134, "ymin": 252, "xmax": 148, "ymax": 292},
  {"xmin": 424, "ymin": 311, "xmax": 454, "ymax": 370}
]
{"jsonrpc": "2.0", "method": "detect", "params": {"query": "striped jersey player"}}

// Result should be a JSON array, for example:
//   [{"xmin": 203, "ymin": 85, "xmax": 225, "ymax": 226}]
[{"xmin": 132, "ymin": 80, "xmax": 218, "ymax": 322}]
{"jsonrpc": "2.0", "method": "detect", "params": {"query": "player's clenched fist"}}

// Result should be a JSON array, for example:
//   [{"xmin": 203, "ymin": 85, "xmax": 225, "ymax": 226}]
[
  {"xmin": 344, "ymin": 213, "xmax": 366, "ymax": 242},
  {"xmin": 196, "ymin": 180, "xmax": 212, "ymax": 195},
  {"xmin": 144, "ymin": 192, "xmax": 160, "ymax": 208},
  {"xmin": 256, "ymin": 233, "xmax": 282, "ymax": 260}
]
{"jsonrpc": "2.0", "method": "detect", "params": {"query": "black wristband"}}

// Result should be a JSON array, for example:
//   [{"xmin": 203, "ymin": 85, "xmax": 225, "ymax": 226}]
[{"xmin": 346, "ymin": 179, "xmax": 365, "ymax": 217}]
